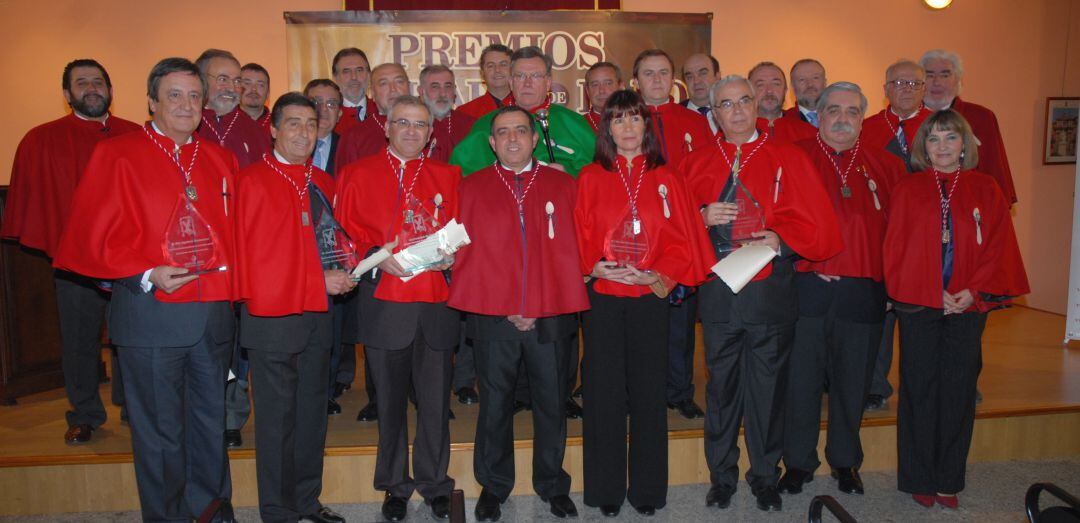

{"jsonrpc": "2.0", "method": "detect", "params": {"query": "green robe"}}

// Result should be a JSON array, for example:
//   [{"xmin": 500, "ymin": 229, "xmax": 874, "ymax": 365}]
[{"xmin": 449, "ymin": 104, "xmax": 596, "ymax": 177}]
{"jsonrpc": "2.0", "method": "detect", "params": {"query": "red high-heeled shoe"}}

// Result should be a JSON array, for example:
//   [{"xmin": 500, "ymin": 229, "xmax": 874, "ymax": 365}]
[
  {"xmin": 912, "ymin": 494, "xmax": 935, "ymax": 508},
  {"xmin": 935, "ymin": 494, "xmax": 959, "ymax": 509}
]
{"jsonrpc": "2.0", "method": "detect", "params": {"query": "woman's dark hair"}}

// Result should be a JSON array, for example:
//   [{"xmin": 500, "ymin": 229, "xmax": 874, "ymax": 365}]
[{"xmin": 594, "ymin": 89, "xmax": 665, "ymax": 171}]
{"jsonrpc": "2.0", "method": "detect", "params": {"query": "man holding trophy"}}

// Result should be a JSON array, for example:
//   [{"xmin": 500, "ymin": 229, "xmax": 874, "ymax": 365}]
[{"xmin": 335, "ymin": 95, "xmax": 463, "ymax": 522}]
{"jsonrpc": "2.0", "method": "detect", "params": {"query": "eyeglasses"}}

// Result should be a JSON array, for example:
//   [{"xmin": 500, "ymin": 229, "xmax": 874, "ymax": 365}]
[
  {"xmin": 511, "ymin": 72, "xmax": 548, "ymax": 82},
  {"xmin": 886, "ymin": 80, "xmax": 925, "ymax": 90},
  {"xmin": 712, "ymin": 96, "xmax": 754, "ymax": 111},
  {"xmin": 311, "ymin": 99, "xmax": 342, "ymax": 109},
  {"xmin": 214, "ymin": 75, "xmax": 242, "ymax": 87},
  {"xmin": 390, "ymin": 118, "xmax": 430, "ymax": 130}
]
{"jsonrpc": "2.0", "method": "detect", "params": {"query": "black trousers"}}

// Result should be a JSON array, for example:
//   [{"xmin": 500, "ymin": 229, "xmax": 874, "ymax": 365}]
[
  {"xmin": 869, "ymin": 310, "xmax": 897, "ymax": 399},
  {"xmin": 783, "ymin": 277, "xmax": 884, "ymax": 472},
  {"xmin": 247, "ymin": 312, "xmax": 333, "ymax": 523},
  {"xmin": 54, "ymin": 271, "xmax": 110, "ymax": 428},
  {"xmin": 702, "ymin": 290, "xmax": 794, "ymax": 491},
  {"xmin": 666, "ymin": 291, "xmax": 698, "ymax": 403},
  {"xmin": 328, "ymin": 294, "xmax": 357, "ymax": 391},
  {"xmin": 582, "ymin": 289, "xmax": 669, "ymax": 509},
  {"xmin": 118, "ymin": 329, "xmax": 232, "ymax": 522},
  {"xmin": 367, "ymin": 330, "xmax": 454, "ymax": 500},
  {"xmin": 451, "ymin": 324, "xmax": 476, "ymax": 391},
  {"xmin": 896, "ymin": 306, "xmax": 983, "ymax": 495},
  {"xmin": 473, "ymin": 329, "xmax": 572, "ymax": 500}
]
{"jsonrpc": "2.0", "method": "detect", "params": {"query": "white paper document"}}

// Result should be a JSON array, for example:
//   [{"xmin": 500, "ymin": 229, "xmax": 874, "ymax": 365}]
[
  {"xmin": 351, "ymin": 248, "xmax": 391, "ymax": 280},
  {"xmin": 711, "ymin": 245, "xmax": 778, "ymax": 293},
  {"xmin": 395, "ymin": 219, "xmax": 471, "ymax": 281}
]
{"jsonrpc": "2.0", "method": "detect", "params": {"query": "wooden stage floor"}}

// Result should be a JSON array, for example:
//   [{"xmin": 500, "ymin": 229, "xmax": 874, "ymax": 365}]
[{"xmin": 1, "ymin": 305, "xmax": 1078, "ymax": 465}]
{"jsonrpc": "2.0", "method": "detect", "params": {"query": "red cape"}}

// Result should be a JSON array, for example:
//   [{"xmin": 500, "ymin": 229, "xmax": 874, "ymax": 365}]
[
  {"xmin": 198, "ymin": 107, "xmax": 272, "ymax": 169},
  {"xmin": 458, "ymin": 92, "xmax": 514, "ymax": 121},
  {"xmin": 883, "ymin": 169, "xmax": 1028, "ymax": 311},
  {"xmin": 334, "ymin": 97, "xmax": 376, "ymax": 135},
  {"xmin": 862, "ymin": 105, "xmax": 931, "ymax": 168},
  {"xmin": 793, "ymin": 138, "xmax": 906, "ymax": 280},
  {"xmin": 649, "ymin": 102, "xmax": 713, "ymax": 168},
  {"xmin": 235, "ymin": 155, "xmax": 335, "ymax": 316},
  {"xmin": 952, "ymin": 97, "xmax": 1017, "ymax": 204},
  {"xmin": 760, "ymin": 115, "xmax": 817, "ymax": 144},
  {"xmin": 574, "ymin": 156, "xmax": 711, "ymax": 297},
  {"xmin": 334, "ymin": 112, "xmax": 388, "ymax": 172},
  {"xmin": 584, "ymin": 110, "xmax": 601, "ymax": 134},
  {"xmin": 427, "ymin": 109, "xmax": 476, "ymax": 163},
  {"xmin": 2, "ymin": 113, "xmax": 141, "ymax": 257},
  {"xmin": 335, "ymin": 148, "xmax": 462, "ymax": 303},
  {"xmin": 53, "ymin": 125, "xmax": 238, "ymax": 303},
  {"xmin": 681, "ymin": 135, "xmax": 843, "ymax": 281},
  {"xmin": 252, "ymin": 107, "xmax": 272, "ymax": 138},
  {"xmin": 448, "ymin": 164, "xmax": 589, "ymax": 317}
]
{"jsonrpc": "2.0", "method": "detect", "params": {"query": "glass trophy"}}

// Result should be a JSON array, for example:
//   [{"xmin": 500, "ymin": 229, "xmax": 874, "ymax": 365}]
[
  {"xmin": 162, "ymin": 195, "xmax": 226, "ymax": 274},
  {"xmin": 603, "ymin": 206, "xmax": 651, "ymax": 269},
  {"xmin": 396, "ymin": 194, "xmax": 448, "ymax": 273},
  {"xmin": 314, "ymin": 207, "xmax": 360, "ymax": 273},
  {"xmin": 710, "ymin": 181, "xmax": 766, "ymax": 259}
]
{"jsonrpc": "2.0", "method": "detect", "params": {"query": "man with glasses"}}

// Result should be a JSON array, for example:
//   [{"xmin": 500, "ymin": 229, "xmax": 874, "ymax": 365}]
[
  {"xmin": 863, "ymin": 60, "xmax": 931, "ymax": 173},
  {"xmin": 240, "ymin": 63, "xmax": 272, "ymax": 136},
  {"xmin": 195, "ymin": 49, "xmax": 270, "ymax": 169},
  {"xmin": 336, "ymin": 95, "xmax": 462, "ymax": 522},
  {"xmin": 332, "ymin": 47, "xmax": 374, "ymax": 135},
  {"xmin": 450, "ymin": 46, "xmax": 595, "ymax": 177},
  {"xmin": 682, "ymin": 75, "xmax": 841, "ymax": 513}
]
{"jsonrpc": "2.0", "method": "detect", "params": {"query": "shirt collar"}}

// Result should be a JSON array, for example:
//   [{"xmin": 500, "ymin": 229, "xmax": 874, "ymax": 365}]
[
  {"xmin": 499, "ymin": 160, "xmax": 534, "ymax": 174},
  {"xmin": 273, "ymin": 149, "xmax": 296, "ymax": 165},
  {"xmin": 798, "ymin": 105, "xmax": 816, "ymax": 118},
  {"xmin": 343, "ymin": 96, "xmax": 367, "ymax": 109},
  {"xmin": 150, "ymin": 121, "xmax": 192, "ymax": 145}
]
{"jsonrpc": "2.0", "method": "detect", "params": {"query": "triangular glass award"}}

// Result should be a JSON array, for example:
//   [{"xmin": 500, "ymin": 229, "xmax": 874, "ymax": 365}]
[
  {"xmin": 603, "ymin": 205, "xmax": 651, "ymax": 269},
  {"xmin": 161, "ymin": 194, "xmax": 226, "ymax": 274}
]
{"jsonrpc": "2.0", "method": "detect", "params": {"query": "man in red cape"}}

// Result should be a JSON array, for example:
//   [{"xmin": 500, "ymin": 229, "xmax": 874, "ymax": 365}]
[
  {"xmin": 748, "ymin": 62, "xmax": 818, "ymax": 144},
  {"xmin": 682, "ymin": 75, "xmax": 841, "ymax": 513},
  {"xmin": 583, "ymin": 61, "xmax": 624, "ymax": 134},
  {"xmin": 234, "ymin": 92, "xmax": 352, "ymax": 523},
  {"xmin": 239, "ymin": 62, "xmax": 272, "ymax": 138},
  {"xmin": 331, "ymin": 47, "xmax": 375, "ymax": 135},
  {"xmin": 53, "ymin": 57, "xmax": 238, "ymax": 522},
  {"xmin": 449, "ymin": 106, "xmax": 589, "ymax": 522},
  {"xmin": 457, "ymin": 44, "xmax": 515, "ymax": 120},
  {"xmin": 195, "ymin": 49, "xmax": 271, "ymax": 169},
  {"xmin": 419, "ymin": 65, "xmax": 476, "ymax": 164},
  {"xmin": 1, "ymin": 58, "xmax": 140, "ymax": 444},
  {"xmin": 335, "ymin": 63, "xmax": 411, "ymax": 172}
]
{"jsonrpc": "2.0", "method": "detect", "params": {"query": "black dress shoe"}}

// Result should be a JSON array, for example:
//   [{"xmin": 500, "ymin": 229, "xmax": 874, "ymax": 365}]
[
  {"xmin": 706, "ymin": 484, "xmax": 734, "ymax": 508},
  {"xmin": 427, "ymin": 494, "xmax": 450, "ymax": 520},
  {"xmin": 455, "ymin": 387, "xmax": 479, "ymax": 405},
  {"xmin": 864, "ymin": 394, "xmax": 887, "ymax": 411},
  {"xmin": 832, "ymin": 467, "xmax": 864, "ymax": 495},
  {"xmin": 356, "ymin": 401, "xmax": 378, "ymax": 422},
  {"xmin": 778, "ymin": 468, "xmax": 813, "ymax": 494},
  {"xmin": 564, "ymin": 398, "xmax": 583, "ymax": 420},
  {"xmin": 381, "ymin": 492, "xmax": 407, "ymax": 521},
  {"xmin": 332, "ymin": 381, "xmax": 350, "ymax": 399},
  {"xmin": 327, "ymin": 398, "xmax": 342, "ymax": 415},
  {"xmin": 449, "ymin": 408, "xmax": 456, "ymax": 420},
  {"xmin": 599, "ymin": 504, "xmax": 620, "ymax": 517},
  {"xmin": 634, "ymin": 504, "xmax": 656, "ymax": 516},
  {"xmin": 513, "ymin": 400, "xmax": 532, "ymax": 414},
  {"xmin": 475, "ymin": 490, "xmax": 502, "ymax": 521},
  {"xmin": 752, "ymin": 486, "xmax": 782, "ymax": 511},
  {"xmin": 667, "ymin": 399, "xmax": 705, "ymax": 419},
  {"xmin": 224, "ymin": 429, "xmax": 242, "ymax": 448},
  {"xmin": 542, "ymin": 494, "xmax": 577, "ymax": 518},
  {"xmin": 301, "ymin": 506, "xmax": 346, "ymax": 523},
  {"xmin": 64, "ymin": 424, "xmax": 94, "ymax": 445}
]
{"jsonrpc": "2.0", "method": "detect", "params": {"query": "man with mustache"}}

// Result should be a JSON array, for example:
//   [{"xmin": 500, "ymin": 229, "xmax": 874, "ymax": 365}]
[
  {"xmin": 747, "ymin": 62, "xmax": 816, "ymax": 143},
  {"xmin": 583, "ymin": 61, "xmax": 624, "ymax": 133},
  {"xmin": 458, "ymin": 44, "xmax": 514, "ymax": 120},
  {"xmin": 1, "ymin": 58, "xmax": 141, "ymax": 444},
  {"xmin": 332, "ymin": 47, "xmax": 374, "ymax": 135},
  {"xmin": 786, "ymin": 59, "xmax": 827, "ymax": 128},
  {"xmin": 780, "ymin": 82, "xmax": 905, "ymax": 498},
  {"xmin": 196, "ymin": 49, "xmax": 271, "ymax": 168},
  {"xmin": 240, "ymin": 62, "xmax": 272, "ymax": 137},
  {"xmin": 920, "ymin": 49, "xmax": 1016, "ymax": 204},
  {"xmin": 419, "ymin": 65, "xmax": 476, "ymax": 162}
]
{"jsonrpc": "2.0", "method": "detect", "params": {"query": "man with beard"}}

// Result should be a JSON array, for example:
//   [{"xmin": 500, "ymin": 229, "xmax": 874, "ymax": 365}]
[
  {"xmin": 2, "ymin": 58, "xmax": 141, "ymax": 444},
  {"xmin": 747, "ymin": 62, "xmax": 816, "ymax": 143},
  {"xmin": 583, "ymin": 61, "xmax": 624, "ymax": 133},
  {"xmin": 458, "ymin": 44, "xmax": 514, "ymax": 120},
  {"xmin": 335, "ymin": 63, "xmax": 411, "ymax": 171},
  {"xmin": 785, "ymin": 59, "xmax": 827, "ymax": 128},
  {"xmin": 196, "ymin": 49, "xmax": 271, "ymax": 168},
  {"xmin": 920, "ymin": 49, "xmax": 1016, "ymax": 204},
  {"xmin": 419, "ymin": 65, "xmax": 476, "ymax": 162},
  {"xmin": 862, "ymin": 60, "xmax": 931, "ymax": 173},
  {"xmin": 681, "ymin": 53, "xmax": 720, "ymax": 119},
  {"xmin": 780, "ymin": 82, "xmax": 905, "ymax": 498},
  {"xmin": 332, "ymin": 47, "xmax": 374, "ymax": 135},
  {"xmin": 240, "ymin": 62, "xmax": 272, "ymax": 136}
]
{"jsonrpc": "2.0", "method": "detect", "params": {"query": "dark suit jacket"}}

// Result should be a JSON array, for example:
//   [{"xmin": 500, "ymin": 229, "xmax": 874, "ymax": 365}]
[
  {"xmin": 466, "ymin": 313, "xmax": 578, "ymax": 344},
  {"xmin": 325, "ymin": 132, "xmax": 340, "ymax": 176},
  {"xmin": 109, "ymin": 275, "xmax": 234, "ymax": 347},
  {"xmin": 348, "ymin": 278, "xmax": 460, "ymax": 351}
]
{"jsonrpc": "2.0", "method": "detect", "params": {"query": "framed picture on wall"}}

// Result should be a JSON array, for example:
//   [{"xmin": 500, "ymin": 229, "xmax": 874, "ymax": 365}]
[{"xmin": 1044, "ymin": 97, "xmax": 1079, "ymax": 164}]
